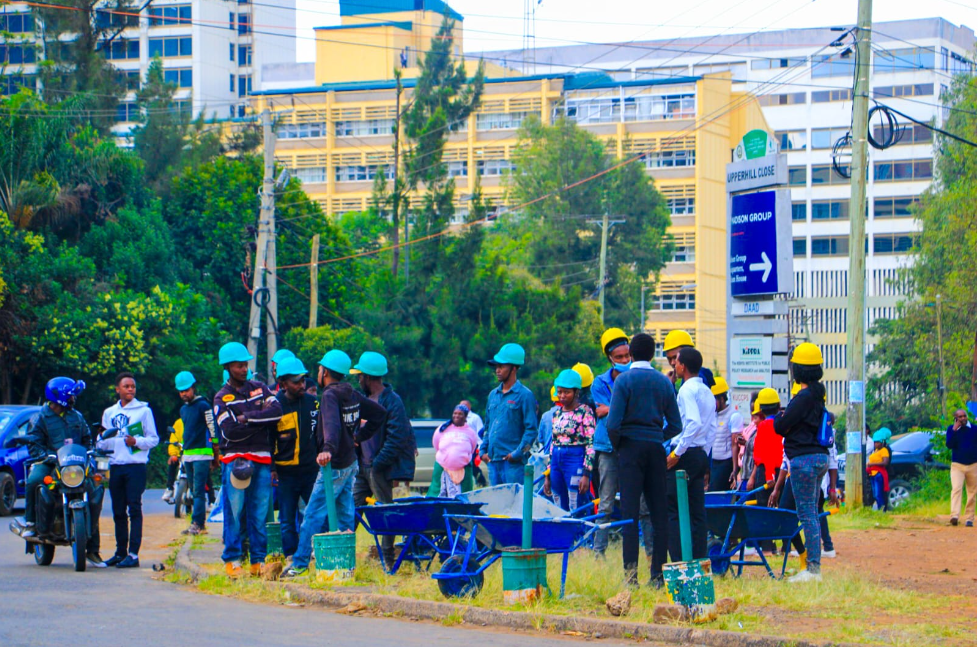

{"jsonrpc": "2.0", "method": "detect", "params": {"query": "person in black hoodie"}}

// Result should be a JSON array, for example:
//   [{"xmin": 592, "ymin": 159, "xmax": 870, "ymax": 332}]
[
  {"xmin": 284, "ymin": 350, "xmax": 386, "ymax": 577},
  {"xmin": 272, "ymin": 358, "xmax": 320, "ymax": 558},
  {"xmin": 774, "ymin": 343, "xmax": 829, "ymax": 583},
  {"xmin": 174, "ymin": 371, "xmax": 218, "ymax": 536}
]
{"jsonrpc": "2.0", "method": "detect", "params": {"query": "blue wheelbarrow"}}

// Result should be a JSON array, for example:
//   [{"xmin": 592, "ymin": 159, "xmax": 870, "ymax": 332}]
[{"xmin": 355, "ymin": 497, "xmax": 485, "ymax": 575}]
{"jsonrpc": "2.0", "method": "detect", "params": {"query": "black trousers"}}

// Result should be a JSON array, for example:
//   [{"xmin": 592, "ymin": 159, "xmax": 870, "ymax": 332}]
[
  {"xmin": 109, "ymin": 463, "xmax": 147, "ymax": 557},
  {"xmin": 618, "ymin": 437, "xmax": 668, "ymax": 580},
  {"xmin": 667, "ymin": 447, "xmax": 709, "ymax": 562},
  {"xmin": 709, "ymin": 457, "xmax": 734, "ymax": 492},
  {"xmin": 353, "ymin": 460, "xmax": 395, "ymax": 556}
]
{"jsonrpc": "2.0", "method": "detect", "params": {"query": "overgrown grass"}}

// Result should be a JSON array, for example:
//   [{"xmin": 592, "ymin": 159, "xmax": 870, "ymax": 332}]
[{"xmin": 899, "ymin": 469, "xmax": 952, "ymax": 514}]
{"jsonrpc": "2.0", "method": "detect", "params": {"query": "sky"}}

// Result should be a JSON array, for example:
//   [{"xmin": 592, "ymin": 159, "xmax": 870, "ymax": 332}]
[{"xmin": 293, "ymin": 0, "xmax": 977, "ymax": 62}]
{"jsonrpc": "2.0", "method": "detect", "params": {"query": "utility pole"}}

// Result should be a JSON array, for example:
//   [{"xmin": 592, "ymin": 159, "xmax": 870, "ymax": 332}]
[
  {"xmin": 936, "ymin": 292, "xmax": 946, "ymax": 422},
  {"xmin": 844, "ymin": 0, "xmax": 872, "ymax": 509},
  {"xmin": 587, "ymin": 213, "xmax": 625, "ymax": 325},
  {"xmin": 640, "ymin": 284, "xmax": 647, "ymax": 332},
  {"xmin": 391, "ymin": 71, "xmax": 402, "ymax": 278},
  {"xmin": 246, "ymin": 109, "xmax": 279, "ymax": 379},
  {"xmin": 309, "ymin": 233, "xmax": 320, "ymax": 329}
]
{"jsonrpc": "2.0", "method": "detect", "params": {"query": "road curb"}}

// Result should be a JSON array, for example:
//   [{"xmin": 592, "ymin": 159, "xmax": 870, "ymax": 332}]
[{"xmin": 172, "ymin": 541, "xmax": 852, "ymax": 647}]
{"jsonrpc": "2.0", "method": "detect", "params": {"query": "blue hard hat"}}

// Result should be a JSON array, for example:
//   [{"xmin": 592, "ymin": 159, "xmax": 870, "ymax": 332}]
[
  {"xmin": 45, "ymin": 377, "xmax": 86, "ymax": 408},
  {"xmin": 275, "ymin": 357, "xmax": 308, "ymax": 378},
  {"xmin": 488, "ymin": 343, "xmax": 525, "ymax": 367},
  {"xmin": 319, "ymin": 349, "xmax": 352, "ymax": 376},
  {"xmin": 350, "ymin": 351, "xmax": 388, "ymax": 377},
  {"xmin": 174, "ymin": 371, "xmax": 196, "ymax": 391},
  {"xmin": 271, "ymin": 349, "xmax": 295, "ymax": 364},
  {"xmin": 219, "ymin": 342, "xmax": 254, "ymax": 365},
  {"xmin": 872, "ymin": 427, "xmax": 892, "ymax": 443},
  {"xmin": 554, "ymin": 369, "xmax": 583, "ymax": 390}
]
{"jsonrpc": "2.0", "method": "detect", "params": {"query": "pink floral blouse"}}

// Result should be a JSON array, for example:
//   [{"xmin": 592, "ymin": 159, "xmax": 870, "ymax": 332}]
[{"xmin": 551, "ymin": 404, "xmax": 596, "ymax": 471}]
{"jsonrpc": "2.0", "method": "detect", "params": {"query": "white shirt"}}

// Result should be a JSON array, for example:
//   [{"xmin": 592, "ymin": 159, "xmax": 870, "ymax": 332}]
[
  {"xmin": 466, "ymin": 411, "xmax": 484, "ymax": 438},
  {"xmin": 712, "ymin": 406, "xmax": 744, "ymax": 461},
  {"xmin": 674, "ymin": 377, "xmax": 717, "ymax": 457}
]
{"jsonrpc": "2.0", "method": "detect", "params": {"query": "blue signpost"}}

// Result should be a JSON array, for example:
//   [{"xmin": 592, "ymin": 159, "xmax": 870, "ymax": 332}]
[{"xmin": 728, "ymin": 189, "xmax": 791, "ymax": 298}]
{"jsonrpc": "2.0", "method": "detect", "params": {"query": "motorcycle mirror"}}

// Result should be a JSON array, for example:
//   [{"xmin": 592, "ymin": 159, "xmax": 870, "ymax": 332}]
[{"xmin": 100, "ymin": 427, "xmax": 120, "ymax": 441}]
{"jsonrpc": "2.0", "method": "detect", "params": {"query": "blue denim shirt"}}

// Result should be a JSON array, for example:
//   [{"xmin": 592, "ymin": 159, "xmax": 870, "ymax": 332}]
[
  {"xmin": 591, "ymin": 367, "xmax": 615, "ymax": 453},
  {"xmin": 480, "ymin": 380, "xmax": 538, "ymax": 462}
]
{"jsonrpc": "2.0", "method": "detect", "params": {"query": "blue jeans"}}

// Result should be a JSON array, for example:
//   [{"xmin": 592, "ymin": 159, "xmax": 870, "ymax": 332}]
[
  {"xmin": 488, "ymin": 459, "xmax": 525, "ymax": 486},
  {"xmin": 221, "ymin": 461, "xmax": 272, "ymax": 565},
  {"xmin": 277, "ymin": 468, "xmax": 319, "ymax": 557},
  {"xmin": 789, "ymin": 453, "xmax": 829, "ymax": 573},
  {"xmin": 291, "ymin": 462, "xmax": 359, "ymax": 570},
  {"xmin": 871, "ymin": 472, "xmax": 888, "ymax": 511},
  {"xmin": 186, "ymin": 459, "xmax": 210, "ymax": 528},
  {"xmin": 550, "ymin": 445, "xmax": 586, "ymax": 511},
  {"xmin": 592, "ymin": 451, "xmax": 618, "ymax": 553}
]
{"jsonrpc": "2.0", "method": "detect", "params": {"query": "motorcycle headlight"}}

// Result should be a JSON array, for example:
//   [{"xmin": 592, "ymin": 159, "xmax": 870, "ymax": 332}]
[{"xmin": 60, "ymin": 465, "xmax": 85, "ymax": 488}]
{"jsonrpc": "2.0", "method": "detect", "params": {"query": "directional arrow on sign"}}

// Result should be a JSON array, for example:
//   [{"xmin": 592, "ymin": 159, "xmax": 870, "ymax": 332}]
[{"xmin": 749, "ymin": 252, "xmax": 773, "ymax": 283}]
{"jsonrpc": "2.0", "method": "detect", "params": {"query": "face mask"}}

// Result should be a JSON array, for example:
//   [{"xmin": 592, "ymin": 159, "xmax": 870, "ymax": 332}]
[{"xmin": 613, "ymin": 362, "xmax": 631, "ymax": 372}]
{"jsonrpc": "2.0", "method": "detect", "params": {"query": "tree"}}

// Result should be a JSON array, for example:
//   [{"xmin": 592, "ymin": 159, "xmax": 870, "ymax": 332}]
[
  {"xmin": 506, "ymin": 117, "xmax": 672, "ymax": 327},
  {"xmin": 867, "ymin": 75, "xmax": 977, "ymax": 432}
]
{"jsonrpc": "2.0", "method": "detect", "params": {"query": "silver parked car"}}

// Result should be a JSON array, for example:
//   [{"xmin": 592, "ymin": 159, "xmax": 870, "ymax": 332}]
[{"xmin": 409, "ymin": 419, "xmax": 448, "ymax": 492}]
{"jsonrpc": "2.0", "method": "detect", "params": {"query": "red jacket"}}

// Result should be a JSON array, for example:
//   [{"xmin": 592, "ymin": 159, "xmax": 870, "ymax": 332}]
[{"xmin": 753, "ymin": 417, "xmax": 784, "ymax": 482}]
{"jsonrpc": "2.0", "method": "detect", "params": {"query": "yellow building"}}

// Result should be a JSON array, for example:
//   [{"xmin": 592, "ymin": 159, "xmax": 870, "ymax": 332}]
[{"xmin": 249, "ymin": 2, "xmax": 770, "ymax": 373}]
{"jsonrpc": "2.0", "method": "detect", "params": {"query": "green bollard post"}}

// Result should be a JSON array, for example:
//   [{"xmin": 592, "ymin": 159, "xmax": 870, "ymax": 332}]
[
  {"xmin": 323, "ymin": 462, "xmax": 338, "ymax": 533},
  {"xmin": 676, "ymin": 469, "xmax": 692, "ymax": 562},
  {"xmin": 522, "ymin": 464, "xmax": 533, "ymax": 549}
]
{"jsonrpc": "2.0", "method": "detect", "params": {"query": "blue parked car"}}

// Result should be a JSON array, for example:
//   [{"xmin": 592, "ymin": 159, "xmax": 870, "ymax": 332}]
[{"xmin": 0, "ymin": 406, "xmax": 42, "ymax": 516}]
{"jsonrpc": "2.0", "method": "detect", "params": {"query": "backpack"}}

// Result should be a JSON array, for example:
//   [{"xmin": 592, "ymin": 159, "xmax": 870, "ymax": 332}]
[{"xmin": 817, "ymin": 409, "xmax": 834, "ymax": 448}]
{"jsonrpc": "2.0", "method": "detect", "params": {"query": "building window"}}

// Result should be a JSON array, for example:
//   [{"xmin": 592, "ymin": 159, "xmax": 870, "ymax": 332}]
[
  {"xmin": 811, "ymin": 88, "xmax": 852, "ymax": 103},
  {"xmin": 812, "ymin": 53, "xmax": 855, "ymax": 78},
  {"xmin": 692, "ymin": 62, "xmax": 747, "ymax": 77},
  {"xmin": 791, "ymin": 202, "xmax": 807, "ymax": 221},
  {"xmin": 126, "ymin": 70, "xmax": 141, "ymax": 91},
  {"xmin": 476, "ymin": 111, "xmax": 529, "ymax": 131},
  {"xmin": 476, "ymin": 159, "xmax": 516, "ymax": 176},
  {"xmin": 164, "ymin": 68, "xmax": 192, "ymax": 88},
  {"xmin": 279, "ymin": 122, "xmax": 326, "ymax": 139},
  {"xmin": 811, "ymin": 236, "xmax": 849, "ymax": 257},
  {"xmin": 775, "ymin": 130, "xmax": 806, "ymax": 151},
  {"xmin": 670, "ymin": 244, "xmax": 695, "ymax": 263},
  {"xmin": 788, "ymin": 166, "xmax": 806, "ymax": 186},
  {"xmin": 873, "ymin": 234, "xmax": 917, "ymax": 255},
  {"xmin": 645, "ymin": 149, "xmax": 695, "ymax": 168},
  {"xmin": 1, "ymin": 74, "xmax": 35, "ymax": 95},
  {"xmin": 757, "ymin": 92, "xmax": 806, "ymax": 106},
  {"xmin": 811, "ymin": 127, "xmax": 850, "ymax": 150},
  {"xmin": 873, "ymin": 160, "xmax": 933, "ymax": 182},
  {"xmin": 148, "ymin": 5, "xmax": 192, "ymax": 26},
  {"xmin": 0, "ymin": 44, "xmax": 36, "ymax": 65},
  {"xmin": 149, "ymin": 37, "xmax": 192, "ymax": 58},
  {"xmin": 294, "ymin": 167, "xmax": 326, "ymax": 184},
  {"xmin": 872, "ymin": 123, "xmax": 932, "ymax": 146},
  {"xmin": 238, "ymin": 75, "xmax": 251, "ymax": 97},
  {"xmin": 666, "ymin": 197, "xmax": 695, "ymax": 215},
  {"xmin": 873, "ymin": 196, "xmax": 917, "ymax": 218},
  {"xmin": 751, "ymin": 57, "xmax": 805, "ymax": 70},
  {"xmin": 335, "ymin": 119, "xmax": 395, "ymax": 137},
  {"xmin": 115, "ymin": 102, "xmax": 139, "ymax": 123},
  {"xmin": 236, "ymin": 14, "xmax": 251, "ymax": 35},
  {"xmin": 562, "ymin": 92, "xmax": 695, "ymax": 124},
  {"xmin": 811, "ymin": 200, "xmax": 849, "ymax": 220},
  {"xmin": 447, "ymin": 160, "xmax": 467, "ymax": 177},
  {"xmin": 230, "ymin": 43, "xmax": 235, "ymax": 61},
  {"xmin": 873, "ymin": 83, "xmax": 934, "ymax": 98},
  {"xmin": 238, "ymin": 45, "xmax": 253, "ymax": 66},
  {"xmin": 793, "ymin": 238, "xmax": 807, "ymax": 256},
  {"xmin": 652, "ymin": 283, "xmax": 695, "ymax": 310},
  {"xmin": 874, "ymin": 47, "xmax": 935, "ymax": 74},
  {"xmin": 811, "ymin": 164, "xmax": 850, "ymax": 185},
  {"xmin": 229, "ymin": 74, "xmax": 235, "ymax": 93},
  {"xmin": 0, "ymin": 12, "xmax": 34, "ymax": 33},
  {"xmin": 335, "ymin": 165, "xmax": 394, "ymax": 182},
  {"xmin": 102, "ymin": 39, "xmax": 139, "ymax": 60},
  {"xmin": 950, "ymin": 52, "xmax": 976, "ymax": 75}
]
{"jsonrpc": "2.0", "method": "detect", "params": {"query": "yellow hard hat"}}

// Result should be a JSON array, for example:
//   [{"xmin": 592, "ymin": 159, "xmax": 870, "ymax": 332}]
[
  {"xmin": 756, "ymin": 387, "xmax": 781, "ymax": 407},
  {"xmin": 711, "ymin": 376, "xmax": 729, "ymax": 396},
  {"xmin": 790, "ymin": 342, "xmax": 823, "ymax": 366},
  {"xmin": 790, "ymin": 382, "xmax": 802, "ymax": 397},
  {"xmin": 600, "ymin": 328, "xmax": 629, "ymax": 354},
  {"xmin": 662, "ymin": 330, "xmax": 694, "ymax": 353},
  {"xmin": 751, "ymin": 400, "xmax": 761, "ymax": 415},
  {"xmin": 550, "ymin": 386, "xmax": 559, "ymax": 403},
  {"xmin": 572, "ymin": 363, "xmax": 594, "ymax": 388}
]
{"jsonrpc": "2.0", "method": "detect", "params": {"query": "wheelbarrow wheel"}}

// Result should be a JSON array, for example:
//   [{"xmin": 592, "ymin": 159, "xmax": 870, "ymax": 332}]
[
  {"xmin": 707, "ymin": 539, "xmax": 730, "ymax": 577},
  {"xmin": 437, "ymin": 555, "xmax": 484, "ymax": 598}
]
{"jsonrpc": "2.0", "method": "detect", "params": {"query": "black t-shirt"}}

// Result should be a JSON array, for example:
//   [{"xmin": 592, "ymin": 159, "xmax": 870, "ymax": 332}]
[{"xmin": 774, "ymin": 387, "xmax": 829, "ymax": 460}]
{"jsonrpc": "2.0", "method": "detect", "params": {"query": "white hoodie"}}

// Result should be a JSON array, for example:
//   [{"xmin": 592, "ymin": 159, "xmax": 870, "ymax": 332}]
[{"xmin": 99, "ymin": 399, "xmax": 159, "ymax": 465}]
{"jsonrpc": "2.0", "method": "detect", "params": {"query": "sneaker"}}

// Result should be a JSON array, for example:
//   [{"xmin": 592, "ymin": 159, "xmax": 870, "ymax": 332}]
[
  {"xmin": 822, "ymin": 549, "xmax": 837, "ymax": 559},
  {"xmin": 104, "ymin": 554, "xmax": 125, "ymax": 567},
  {"xmin": 787, "ymin": 569, "xmax": 822, "ymax": 583},
  {"xmin": 788, "ymin": 550, "xmax": 800, "ymax": 557},
  {"xmin": 967, "ymin": 520, "xmax": 974, "ymax": 528},
  {"xmin": 648, "ymin": 574, "xmax": 665, "ymax": 589},
  {"xmin": 86, "ymin": 552, "xmax": 107, "ymax": 568},
  {"xmin": 116, "ymin": 555, "xmax": 140, "ymax": 569},
  {"xmin": 225, "ymin": 561, "xmax": 244, "ymax": 579},
  {"xmin": 950, "ymin": 517, "xmax": 959, "ymax": 526},
  {"xmin": 281, "ymin": 566, "xmax": 308, "ymax": 579},
  {"xmin": 162, "ymin": 489, "xmax": 174, "ymax": 503},
  {"xmin": 181, "ymin": 523, "xmax": 207, "ymax": 536},
  {"xmin": 250, "ymin": 563, "xmax": 263, "ymax": 577}
]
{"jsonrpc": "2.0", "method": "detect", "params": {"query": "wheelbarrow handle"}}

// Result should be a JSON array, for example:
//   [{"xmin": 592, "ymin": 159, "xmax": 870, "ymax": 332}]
[{"xmin": 568, "ymin": 498, "xmax": 599, "ymax": 517}]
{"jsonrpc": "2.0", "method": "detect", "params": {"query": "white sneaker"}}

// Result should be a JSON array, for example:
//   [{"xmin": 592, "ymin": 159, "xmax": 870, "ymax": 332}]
[
  {"xmin": 162, "ymin": 489, "xmax": 174, "ymax": 503},
  {"xmin": 822, "ymin": 549, "xmax": 837, "ymax": 558},
  {"xmin": 742, "ymin": 547, "xmax": 759, "ymax": 557},
  {"xmin": 788, "ymin": 570, "xmax": 822, "ymax": 583},
  {"xmin": 789, "ymin": 550, "xmax": 800, "ymax": 557}
]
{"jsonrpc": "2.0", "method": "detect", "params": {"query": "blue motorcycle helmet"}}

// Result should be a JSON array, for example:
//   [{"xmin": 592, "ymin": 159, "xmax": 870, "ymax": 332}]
[{"xmin": 45, "ymin": 377, "xmax": 86, "ymax": 408}]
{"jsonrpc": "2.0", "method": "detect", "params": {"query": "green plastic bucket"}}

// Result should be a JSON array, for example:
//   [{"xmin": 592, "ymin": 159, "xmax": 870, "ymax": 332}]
[
  {"xmin": 265, "ymin": 522, "xmax": 282, "ymax": 556},
  {"xmin": 663, "ymin": 558, "xmax": 717, "ymax": 622},
  {"xmin": 501, "ymin": 548, "xmax": 548, "ymax": 604},
  {"xmin": 313, "ymin": 531, "xmax": 356, "ymax": 584}
]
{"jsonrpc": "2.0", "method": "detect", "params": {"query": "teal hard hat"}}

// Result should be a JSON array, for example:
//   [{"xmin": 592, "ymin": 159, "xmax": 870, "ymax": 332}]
[
  {"xmin": 174, "ymin": 371, "xmax": 196, "ymax": 391},
  {"xmin": 488, "ymin": 343, "xmax": 525, "ymax": 367},
  {"xmin": 350, "ymin": 351, "xmax": 388, "ymax": 377},
  {"xmin": 275, "ymin": 356, "xmax": 307, "ymax": 378},
  {"xmin": 872, "ymin": 427, "xmax": 892, "ymax": 443},
  {"xmin": 219, "ymin": 342, "xmax": 254, "ymax": 365},
  {"xmin": 319, "ymin": 349, "xmax": 352, "ymax": 375},
  {"xmin": 271, "ymin": 349, "xmax": 295, "ymax": 364},
  {"xmin": 554, "ymin": 369, "xmax": 582, "ymax": 390}
]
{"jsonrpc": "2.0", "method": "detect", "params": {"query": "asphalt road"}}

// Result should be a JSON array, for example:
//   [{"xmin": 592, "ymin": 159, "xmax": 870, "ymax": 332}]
[{"xmin": 0, "ymin": 492, "xmax": 634, "ymax": 647}]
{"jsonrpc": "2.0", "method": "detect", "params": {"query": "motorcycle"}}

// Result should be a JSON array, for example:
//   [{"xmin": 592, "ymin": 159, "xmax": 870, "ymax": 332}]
[
  {"xmin": 8, "ymin": 428, "xmax": 117, "ymax": 572},
  {"xmin": 166, "ymin": 440, "xmax": 193, "ymax": 519}
]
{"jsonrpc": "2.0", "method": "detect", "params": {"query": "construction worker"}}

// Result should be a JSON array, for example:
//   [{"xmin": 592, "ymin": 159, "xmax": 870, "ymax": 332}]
[
  {"xmin": 480, "ymin": 343, "xmax": 538, "ymax": 485},
  {"xmin": 710, "ymin": 377, "xmax": 744, "ymax": 490},
  {"xmin": 572, "ymin": 362, "xmax": 596, "ymax": 412},
  {"xmin": 661, "ymin": 330, "xmax": 715, "ymax": 389}
]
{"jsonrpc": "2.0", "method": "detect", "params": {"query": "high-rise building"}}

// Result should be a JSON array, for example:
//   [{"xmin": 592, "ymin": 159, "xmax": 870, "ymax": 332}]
[
  {"xmin": 0, "ymin": 0, "xmax": 295, "ymax": 132},
  {"xmin": 250, "ymin": 0, "xmax": 773, "ymax": 372},
  {"xmin": 481, "ymin": 19, "xmax": 975, "ymax": 407}
]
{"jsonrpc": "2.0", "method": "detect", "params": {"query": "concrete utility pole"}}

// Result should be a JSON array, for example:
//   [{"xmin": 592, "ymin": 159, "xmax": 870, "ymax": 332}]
[
  {"xmin": 309, "ymin": 233, "xmax": 320, "ymax": 329},
  {"xmin": 936, "ymin": 292, "xmax": 945, "ymax": 422},
  {"xmin": 246, "ymin": 109, "xmax": 279, "ymax": 378},
  {"xmin": 844, "ymin": 0, "xmax": 872, "ymax": 508},
  {"xmin": 588, "ymin": 213, "xmax": 625, "ymax": 325}
]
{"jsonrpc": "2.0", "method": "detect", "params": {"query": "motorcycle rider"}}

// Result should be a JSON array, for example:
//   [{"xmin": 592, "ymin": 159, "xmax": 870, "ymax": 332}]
[{"xmin": 18, "ymin": 377, "xmax": 106, "ymax": 567}]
